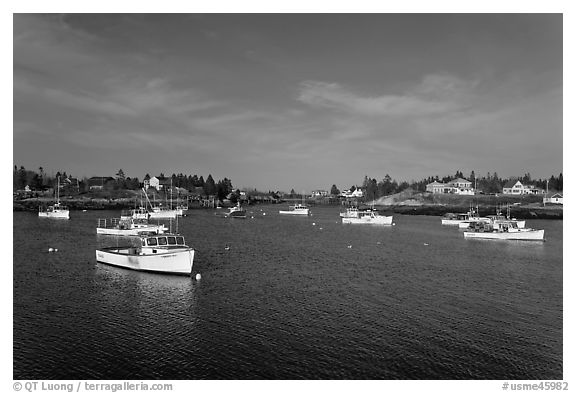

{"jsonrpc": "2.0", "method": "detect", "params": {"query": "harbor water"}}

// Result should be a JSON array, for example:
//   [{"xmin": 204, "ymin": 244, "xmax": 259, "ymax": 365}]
[{"xmin": 13, "ymin": 206, "xmax": 563, "ymax": 379}]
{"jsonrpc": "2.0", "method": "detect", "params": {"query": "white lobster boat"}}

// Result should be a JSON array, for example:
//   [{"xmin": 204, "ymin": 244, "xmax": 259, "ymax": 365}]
[
  {"xmin": 224, "ymin": 202, "xmax": 247, "ymax": 218},
  {"xmin": 38, "ymin": 203, "xmax": 70, "ymax": 219},
  {"xmin": 38, "ymin": 176, "xmax": 70, "ymax": 219},
  {"xmin": 279, "ymin": 203, "xmax": 310, "ymax": 216},
  {"xmin": 96, "ymin": 234, "xmax": 195, "ymax": 275},
  {"xmin": 120, "ymin": 207, "xmax": 150, "ymax": 220},
  {"xmin": 460, "ymin": 215, "xmax": 526, "ymax": 229},
  {"xmin": 441, "ymin": 212, "xmax": 471, "ymax": 226},
  {"xmin": 463, "ymin": 221, "xmax": 544, "ymax": 241},
  {"xmin": 149, "ymin": 206, "xmax": 178, "ymax": 219},
  {"xmin": 97, "ymin": 217, "xmax": 167, "ymax": 236},
  {"xmin": 342, "ymin": 209, "xmax": 393, "ymax": 225}
]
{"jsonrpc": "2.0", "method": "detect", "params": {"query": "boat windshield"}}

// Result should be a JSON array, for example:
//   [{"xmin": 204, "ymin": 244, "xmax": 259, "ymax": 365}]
[{"xmin": 145, "ymin": 236, "xmax": 185, "ymax": 246}]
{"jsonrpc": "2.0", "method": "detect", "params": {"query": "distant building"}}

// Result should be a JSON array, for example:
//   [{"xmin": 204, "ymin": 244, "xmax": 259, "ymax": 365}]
[
  {"xmin": 62, "ymin": 177, "xmax": 80, "ymax": 193},
  {"xmin": 88, "ymin": 176, "xmax": 114, "ymax": 190},
  {"xmin": 447, "ymin": 178, "xmax": 474, "ymax": 195},
  {"xmin": 543, "ymin": 193, "xmax": 563, "ymax": 205},
  {"xmin": 503, "ymin": 180, "xmax": 545, "ymax": 195},
  {"xmin": 143, "ymin": 174, "xmax": 151, "ymax": 190},
  {"xmin": 426, "ymin": 179, "xmax": 474, "ymax": 195},
  {"xmin": 341, "ymin": 188, "xmax": 364, "ymax": 198},
  {"xmin": 425, "ymin": 181, "xmax": 445, "ymax": 194},
  {"xmin": 311, "ymin": 190, "xmax": 328, "ymax": 197},
  {"xmin": 149, "ymin": 176, "xmax": 173, "ymax": 191}
]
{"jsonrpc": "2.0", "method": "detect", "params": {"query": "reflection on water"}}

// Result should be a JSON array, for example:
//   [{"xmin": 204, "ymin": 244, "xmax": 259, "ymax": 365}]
[{"xmin": 13, "ymin": 208, "xmax": 562, "ymax": 379}]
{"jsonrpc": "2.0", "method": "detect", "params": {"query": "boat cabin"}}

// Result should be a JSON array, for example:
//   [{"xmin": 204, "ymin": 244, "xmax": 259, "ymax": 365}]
[
  {"xmin": 141, "ymin": 235, "xmax": 186, "ymax": 248},
  {"xmin": 40, "ymin": 203, "xmax": 69, "ymax": 213},
  {"xmin": 469, "ymin": 221, "xmax": 520, "ymax": 233}
]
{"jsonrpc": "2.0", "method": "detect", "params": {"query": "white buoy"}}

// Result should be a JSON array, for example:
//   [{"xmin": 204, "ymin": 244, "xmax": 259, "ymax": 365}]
[
  {"xmin": 312, "ymin": 222, "xmax": 316, "ymax": 226},
  {"xmin": 393, "ymin": 223, "xmax": 396, "ymax": 226},
  {"xmin": 423, "ymin": 243, "xmax": 429, "ymax": 246},
  {"xmin": 48, "ymin": 248, "xmax": 54, "ymax": 252},
  {"xmin": 225, "ymin": 246, "xmax": 230, "ymax": 250},
  {"xmin": 377, "ymin": 241, "xmax": 381, "ymax": 245},
  {"xmin": 263, "ymin": 212, "xmax": 266, "ymax": 216},
  {"xmin": 319, "ymin": 227, "xmax": 323, "ymax": 230},
  {"xmin": 195, "ymin": 273, "xmax": 201, "ymax": 280},
  {"xmin": 347, "ymin": 245, "xmax": 352, "ymax": 249},
  {"xmin": 55, "ymin": 248, "xmax": 58, "ymax": 252},
  {"xmin": 251, "ymin": 216, "xmax": 254, "ymax": 219}
]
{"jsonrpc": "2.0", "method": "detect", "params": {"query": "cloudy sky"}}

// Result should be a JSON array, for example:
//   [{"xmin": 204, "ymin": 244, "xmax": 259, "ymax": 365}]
[{"xmin": 13, "ymin": 13, "xmax": 562, "ymax": 191}]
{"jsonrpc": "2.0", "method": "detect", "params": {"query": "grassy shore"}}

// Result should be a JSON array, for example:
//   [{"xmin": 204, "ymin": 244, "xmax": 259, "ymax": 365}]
[{"xmin": 366, "ymin": 190, "xmax": 563, "ymax": 219}]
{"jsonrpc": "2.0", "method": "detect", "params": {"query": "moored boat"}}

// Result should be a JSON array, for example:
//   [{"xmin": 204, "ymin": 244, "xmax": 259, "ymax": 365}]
[
  {"xmin": 97, "ymin": 217, "xmax": 167, "ymax": 236},
  {"xmin": 224, "ymin": 202, "xmax": 247, "ymax": 218},
  {"xmin": 341, "ymin": 209, "xmax": 393, "ymax": 225},
  {"xmin": 96, "ymin": 233, "xmax": 195, "ymax": 275},
  {"xmin": 38, "ymin": 203, "xmax": 70, "ymax": 219},
  {"xmin": 38, "ymin": 176, "xmax": 70, "ymax": 219},
  {"xmin": 463, "ymin": 221, "xmax": 544, "ymax": 241},
  {"xmin": 149, "ymin": 206, "xmax": 178, "ymax": 219},
  {"xmin": 441, "ymin": 212, "xmax": 471, "ymax": 226},
  {"xmin": 279, "ymin": 203, "xmax": 310, "ymax": 216},
  {"xmin": 120, "ymin": 207, "xmax": 150, "ymax": 220}
]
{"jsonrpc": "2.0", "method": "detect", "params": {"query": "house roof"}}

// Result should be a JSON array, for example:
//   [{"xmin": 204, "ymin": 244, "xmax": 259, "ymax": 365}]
[
  {"xmin": 545, "ymin": 192, "xmax": 563, "ymax": 198},
  {"xmin": 503, "ymin": 180, "xmax": 521, "ymax": 188},
  {"xmin": 427, "ymin": 181, "xmax": 444, "ymax": 186},
  {"xmin": 447, "ymin": 178, "xmax": 471, "ymax": 185}
]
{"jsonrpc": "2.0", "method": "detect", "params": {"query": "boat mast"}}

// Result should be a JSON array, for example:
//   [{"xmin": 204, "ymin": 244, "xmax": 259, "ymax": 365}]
[{"xmin": 56, "ymin": 176, "xmax": 60, "ymax": 205}]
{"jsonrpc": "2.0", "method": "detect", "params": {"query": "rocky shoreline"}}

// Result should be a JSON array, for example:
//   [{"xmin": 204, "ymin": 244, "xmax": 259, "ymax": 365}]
[
  {"xmin": 376, "ymin": 204, "xmax": 562, "ymax": 220},
  {"xmin": 14, "ymin": 197, "xmax": 562, "ymax": 219}
]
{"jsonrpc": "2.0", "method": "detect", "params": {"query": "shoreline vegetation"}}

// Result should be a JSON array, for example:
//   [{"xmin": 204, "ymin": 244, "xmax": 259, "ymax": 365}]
[
  {"xmin": 13, "ymin": 167, "xmax": 562, "ymax": 219},
  {"xmin": 14, "ymin": 189, "xmax": 562, "ymax": 220}
]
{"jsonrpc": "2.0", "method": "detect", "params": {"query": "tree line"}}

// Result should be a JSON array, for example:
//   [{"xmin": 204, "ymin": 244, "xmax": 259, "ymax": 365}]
[
  {"xmin": 13, "ymin": 166, "xmax": 238, "ymax": 200},
  {"xmin": 338, "ymin": 170, "xmax": 562, "ymax": 200}
]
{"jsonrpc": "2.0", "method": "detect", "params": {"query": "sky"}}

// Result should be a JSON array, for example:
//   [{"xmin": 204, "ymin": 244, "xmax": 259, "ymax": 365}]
[{"xmin": 13, "ymin": 13, "xmax": 563, "ymax": 192}]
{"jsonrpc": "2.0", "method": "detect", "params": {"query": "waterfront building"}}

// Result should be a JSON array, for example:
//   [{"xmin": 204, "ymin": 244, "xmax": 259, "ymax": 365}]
[
  {"xmin": 502, "ymin": 180, "xmax": 545, "ymax": 195},
  {"xmin": 543, "ymin": 193, "xmax": 563, "ymax": 205}
]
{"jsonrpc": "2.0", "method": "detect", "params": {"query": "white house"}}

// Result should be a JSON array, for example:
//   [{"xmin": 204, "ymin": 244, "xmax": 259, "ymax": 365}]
[
  {"xmin": 341, "ymin": 188, "xmax": 364, "ymax": 198},
  {"xmin": 447, "ymin": 178, "xmax": 474, "ymax": 195},
  {"xmin": 149, "ymin": 176, "xmax": 160, "ymax": 190},
  {"xmin": 503, "ymin": 180, "xmax": 545, "ymax": 195},
  {"xmin": 426, "ymin": 181, "xmax": 446, "ymax": 194},
  {"xmin": 426, "ymin": 178, "xmax": 474, "ymax": 195},
  {"xmin": 543, "ymin": 193, "xmax": 563, "ymax": 205},
  {"xmin": 311, "ymin": 190, "xmax": 328, "ymax": 197}
]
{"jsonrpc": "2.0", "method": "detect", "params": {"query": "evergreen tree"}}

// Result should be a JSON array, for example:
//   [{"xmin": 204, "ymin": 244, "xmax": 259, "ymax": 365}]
[
  {"xmin": 204, "ymin": 174, "xmax": 216, "ymax": 196},
  {"xmin": 330, "ymin": 184, "xmax": 340, "ymax": 195}
]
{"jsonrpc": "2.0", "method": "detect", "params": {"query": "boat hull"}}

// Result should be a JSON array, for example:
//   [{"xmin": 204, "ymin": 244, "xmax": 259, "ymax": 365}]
[
  {"xmin": 279, "ymin": 210, "xmax": 309, "ymax": 215},
  {"xmin": 95, "ymin": 247, "xmax": 194, "ymax": 274},
  {"xmin": 463, "ymin": 229, "xmax": 544, "ymax": 241},
  {"xmin": 38, "ymin": 210, "xmax": 70, "ymax": 219},
  {"xmin": 342, "ymin": 215, "xmax": 393, "ymax": 225},
  {"xmin": 149, "ymin": 211, "xmax": 178, "ymax": 219},
  {"xmin": 96, "ymin": 225, "xmax": 166, "ymax": 236}
]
